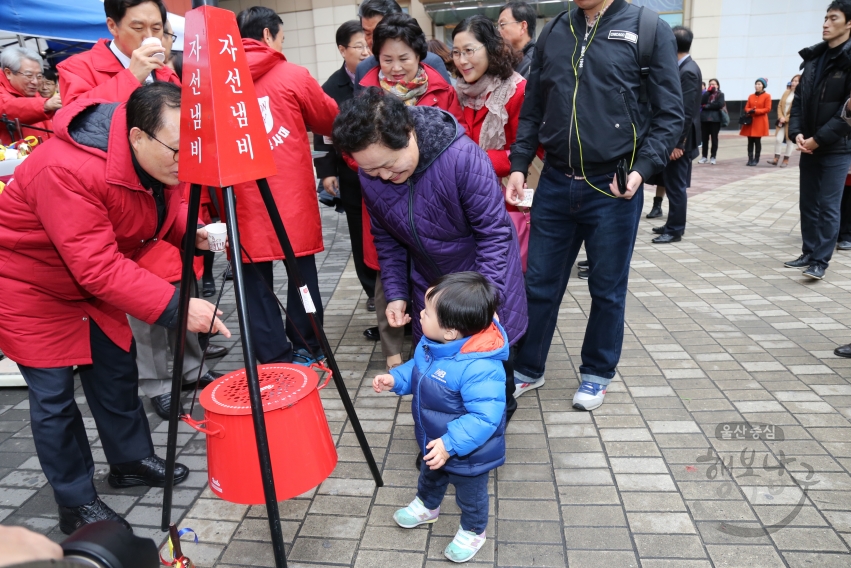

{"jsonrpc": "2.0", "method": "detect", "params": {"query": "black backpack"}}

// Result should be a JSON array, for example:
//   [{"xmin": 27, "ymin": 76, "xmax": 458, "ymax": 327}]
[{"xmin": 536, "ymin": 6, "xmax": 659, "ymax": 103}]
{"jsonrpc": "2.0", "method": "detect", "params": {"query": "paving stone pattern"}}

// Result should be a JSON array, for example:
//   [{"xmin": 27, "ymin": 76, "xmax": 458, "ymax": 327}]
[{"xmin": 2, "ymin": 147, "xmax": 851, "ymax": 567}]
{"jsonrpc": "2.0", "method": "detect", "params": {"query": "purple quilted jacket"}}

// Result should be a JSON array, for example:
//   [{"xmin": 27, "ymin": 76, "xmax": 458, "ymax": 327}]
[{"xmin": 359, "ymin": 107, "xmax": 528, "ymax": 344}]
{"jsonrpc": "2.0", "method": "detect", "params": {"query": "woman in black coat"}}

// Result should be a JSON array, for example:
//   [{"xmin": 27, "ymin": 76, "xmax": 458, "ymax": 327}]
[{"xmin": 699, "ymin": 78, "xmax": 725, "ymax": 164}]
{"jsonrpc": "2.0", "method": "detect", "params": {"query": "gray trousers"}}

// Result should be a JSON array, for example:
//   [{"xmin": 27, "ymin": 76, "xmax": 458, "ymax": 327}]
[
  {"xmin": 374, "ymin": 272, "xmax": 405, "ymax": 360},
  {"xmin": 128, "ymin": 316, "xmax": 207, "ymax": 398}
]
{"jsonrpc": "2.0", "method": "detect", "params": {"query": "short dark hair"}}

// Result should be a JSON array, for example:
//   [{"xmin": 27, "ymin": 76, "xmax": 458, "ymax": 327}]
[
  {"xmin": 237, "ymin": 6, "xmax": 283, "ymax": 42},
  {"xmin": 126, "ymin": 82, "xmax": 181, "ymax": 135},
  {"xmin": 358, "ymin": 0, "xmax": 402, "ymax": 19},
  {"xmin": 828, "ymin": 0, "xmax": 851, "ymax": 23},
  {"xmin": 453, "ymin": 15, "xmax": 520, "ymax": 81},
  {"xmin": 426, "ymin": 272, "xmax": 497, "ymax": 337},
  {"xmin": 336, "ymin": 20, "xmax": 364, "ymax": 47},
  {"xmin": 500, "ymin": 1, "xmax": 536, "ymax": 39},
  {"xmin": 333, "ymin": 87, "xmax": 413, "ymax": 154},
  {"xmin": 672, "ymin": 25, "xmax": 693, "ymax": 53},
  {"xmin": 42, "ymin": 67, "xmax": 58, "ymax": 83},
  {"xmin": 104, "ymin": 0, "xmax": 166, "ymax": 25},
  {"xmin": 373, "ymin": 13, "xmax": 428, "ymax": 62}
]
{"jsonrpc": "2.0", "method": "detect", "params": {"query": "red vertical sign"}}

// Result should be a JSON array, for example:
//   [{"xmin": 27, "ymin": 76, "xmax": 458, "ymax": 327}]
[{"xmin": 178, "ymin": 6, "xmax": 277, "ymax": 187}]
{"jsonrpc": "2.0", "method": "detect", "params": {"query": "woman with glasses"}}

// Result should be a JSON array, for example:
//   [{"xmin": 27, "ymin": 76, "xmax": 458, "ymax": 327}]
[{"xmin": 359, "ymin": 13, "xmax": 462, "ymax": 121}]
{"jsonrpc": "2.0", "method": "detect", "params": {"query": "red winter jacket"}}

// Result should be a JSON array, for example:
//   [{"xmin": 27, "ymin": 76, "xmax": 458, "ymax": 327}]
[
  {"xmin": 359, "ymin": 64, "xmax": 465, "ymax": 270},
  {"xmin": 0, "ymin": 72, "xmax": 54, "ymax": 146},
  {"xmin": 227, "ymin": 39, "xmax": 338, "ymax": 262},
  {"xmin": 359, "ymin": 63, "xmax": 464, "ymax": 124},
  {"xmin": 459, "ymin": 79, "xmax": 526, "ymax": 178},
  {"xmin": 0, "ymin": 99, "xmax": 188, "ymax": 367},
  {"xmin": 57, "ymin": 39, "xmax": 181, "ymax": 106}
]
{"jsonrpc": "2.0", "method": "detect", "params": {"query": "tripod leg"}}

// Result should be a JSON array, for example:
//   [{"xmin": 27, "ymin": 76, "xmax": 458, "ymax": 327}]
[
  {"xmin": 222, "ymin": 186, "xmax": 288, "ymax": 568},
  {"xmin": 255, "ymin": 178, "xmax": 383, "ymax": 488},
  {"xmin": 161, "ymin": 184, "xmax": 201, "ymax": 531}
]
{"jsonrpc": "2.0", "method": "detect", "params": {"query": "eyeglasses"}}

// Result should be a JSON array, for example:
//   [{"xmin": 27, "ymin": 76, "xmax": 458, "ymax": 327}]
[
  {"xmin": 451, "ymin": 44, "xmax": 485, "ymax": 60},
  {"xmin": 147, "ymin": 132, "xmax": 179, "ymax": 162},
  {"xmin": 165, "ymin": 32, "xmax": 177, "ymax": 43},
  {"xmin": 497, "ymin": 20, "xmax": 521, "ymax": 29},
  {"xmin": 11, "ymin": 70, "xmax": 43, "ymax": 82},
  {"xmin": 346, "ymin": 43, "xmax": 369, "ymax": 52}
]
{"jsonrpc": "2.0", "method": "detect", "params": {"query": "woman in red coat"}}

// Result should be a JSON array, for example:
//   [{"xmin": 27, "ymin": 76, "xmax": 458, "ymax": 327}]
[
  {"xmin": 739, "ymin": 78, "xmax": 772, "ymax": 166},
  {"xmin": 359, "ymin": 13, "xmax": 463, "ymax": 123},
  {"xmin": 232, "ymin": 7, "xmax": 338, "ymax": 365}
]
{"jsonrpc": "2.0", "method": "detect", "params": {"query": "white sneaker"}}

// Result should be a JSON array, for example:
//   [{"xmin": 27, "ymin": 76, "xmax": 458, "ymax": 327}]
[
  {"xmin": 698, "ymin": 157, "xmax": 708, "ymax": 164},
  {"xmin": 444, "ymin": 526, "xmax": 486, "ymax": 563},
  {"xmin": 572, "ymin": 381, "xmax": 607, "ymax": 411},
  {"xmin": 514, "ymin": 377, "xmax": 545, "ymax": 398},
  {"xmin": 710, "ymin": 157, "xmax": 716, "ymax": 165}
]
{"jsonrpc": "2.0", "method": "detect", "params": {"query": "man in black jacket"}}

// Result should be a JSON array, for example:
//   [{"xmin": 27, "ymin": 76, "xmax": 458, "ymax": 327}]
[
  {"xmin": 313, "ymin": 21, "xmax": 375, "ymax": 310},
  {"xmin": 498, "ymin": 1, "xmax": 537, "ymax": 79},
  {"xmin": 504, "ymin": 0, "xmax": 682, "ymax": 411},
  {"xmin": 651, "ymin": 25, "xmax": 702, "ymax": 244},
  {"xmin": 786, "ymin": 0, "xmax": 851, "ymax": 280}
]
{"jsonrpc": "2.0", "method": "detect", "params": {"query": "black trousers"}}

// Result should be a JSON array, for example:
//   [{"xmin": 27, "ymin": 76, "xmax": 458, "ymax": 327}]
[
  {"xmin": 661, "ymin": 154, "xmax": 692, "ymax": 237},
  {"xmin": 339, "ymin": 181, "xmax": 377, "ymax": 299},
  {"xmin": 17, "ymin": 321, "xmax": 154, "ymax": 507},
  {"xmin": 241, "ymin": 256, "xmax": 323, "ymax": 363},
  {"xmin": 840, "ymin": 184, "xmax": 851, "ymax": 242},
  {"xmin": 747, "ymin": 137, "xmax": 762, "ymax": 161},
  {"xmin": 701, "ymin": 121, "xmax": 721, "ymax": 158}
]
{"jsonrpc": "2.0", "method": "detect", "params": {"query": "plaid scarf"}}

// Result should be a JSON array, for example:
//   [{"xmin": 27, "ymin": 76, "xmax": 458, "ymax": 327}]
[{"xmin": 379, "ymin": 66, "xmax": 429, "ymax": 106}]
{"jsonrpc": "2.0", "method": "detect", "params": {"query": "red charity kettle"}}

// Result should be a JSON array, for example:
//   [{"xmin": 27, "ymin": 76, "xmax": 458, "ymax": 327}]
[{"xmin": 183, "ymin": 363, "xmax": 338, "ymax": 504}]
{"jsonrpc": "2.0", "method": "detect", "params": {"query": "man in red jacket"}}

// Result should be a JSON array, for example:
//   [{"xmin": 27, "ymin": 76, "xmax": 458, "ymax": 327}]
[
  {"xmin": 0, "ymin": 46, "xmax": 61, "ymax": 145},
  {"xmin": 0, "ymin": 83, "xmax": 230, "ymax": 534},
  {"xmin": 58, "ymin": 0, "xmax": 179, "ymax": 105},
  {"xmin": 233, "ymin": 7, "xmax": 338, "ymax": 365}
]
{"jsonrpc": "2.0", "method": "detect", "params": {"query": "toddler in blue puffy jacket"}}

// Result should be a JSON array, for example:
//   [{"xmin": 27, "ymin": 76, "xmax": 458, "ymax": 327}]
[{"xmin": 373, "ymin": 272, "xmax": 508, "ymax": 563}]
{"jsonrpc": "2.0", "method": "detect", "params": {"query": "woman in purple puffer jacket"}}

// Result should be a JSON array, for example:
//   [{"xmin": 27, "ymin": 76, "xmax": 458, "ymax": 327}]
[{"xmin": 333, "ymin": 87, "xmax": 527, "ymax": 419}]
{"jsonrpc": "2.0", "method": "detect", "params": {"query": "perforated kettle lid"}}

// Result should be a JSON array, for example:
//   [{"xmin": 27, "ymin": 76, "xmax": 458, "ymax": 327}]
[{"xmin": 199, "ymin": 364, "xmax": 319, "ymax": 416}]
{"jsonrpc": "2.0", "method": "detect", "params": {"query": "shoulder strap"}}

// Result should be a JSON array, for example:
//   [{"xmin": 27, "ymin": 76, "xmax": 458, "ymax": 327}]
[
  {"xmin": 637, "ymin": 6, "xmax": 658, "ymax": 104},
  {"xmin": 536, "ymin": 9, "xmax": 570, "ymax": 57}
]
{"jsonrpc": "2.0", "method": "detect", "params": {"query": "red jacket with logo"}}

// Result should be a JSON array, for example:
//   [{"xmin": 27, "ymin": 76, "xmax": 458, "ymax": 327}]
[
  {"xmin": 0, "ymin": 73, "xmax": 54, "ymax": 146},
  {"xmin": 227, "ymin": 39, "xmax": 338, "ymax": 262},
  {"xmin": 0, "ymin": 99, "xmax": 187, "ymax": 367}
]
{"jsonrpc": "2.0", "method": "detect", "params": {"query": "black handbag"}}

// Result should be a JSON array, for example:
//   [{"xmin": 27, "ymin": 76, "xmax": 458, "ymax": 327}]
[{"xmin": 738, "ymin": 113, "xmax": 753, "ymax": 126}]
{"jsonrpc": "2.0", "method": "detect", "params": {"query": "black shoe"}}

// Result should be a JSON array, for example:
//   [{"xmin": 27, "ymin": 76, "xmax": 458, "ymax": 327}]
[
  {"xmin": 746, "ymin": 159, "xmax": 755, "ymax": 166},
  {"xmin": 646, "ymin": 197, "xmax": 663, "ymax": 218},
  {"xmin": 150, "ymin": 393, "xmax": 185, "ymax": 420},
  {"xmin": 202, "ymin": 276, "xmax": 216, "ymax": 298},
  {"xmin": 652, "ymin": 233, "xmax": 681, "ymax": 244},
  {"xmin": 363, "ymin": 326, "xmax": 380, "ymax": 341},
  {"xmin": 784, "ymin": 254, "xmax": 811, "ymax": 268},
  {"xmin": 225, "ymin": 267, "xmax": 233, "ymax": 281},
  {"xmin": 652, "ymin": 225, "xmax": 667, "ymax": 234},
  {"xmin": 108, "ymin": 455, "xmax": 189, "ymax": 489},
  {"xmin": 578, "ymin": 267, "xmax": 589, "ymax": 280},
  {"xmin": 183, "ymin": 370, "xmax": 223, "ymax": 391},
  {"xmin": 577, "ymin": 260, "xmax": 589, "ymax": 268},
  {"xmin": 205, "ymin": 344, "xmax": 229, "ymax": 359},
  {"xmin": 803, "ymin": 265, "xmax": 825, "ymax": 280},
  {"xmin": 834, "ymin": 344, "xmax": 851, "ymax": 358},
  {"xmin": 366, "ymin": 297, "xmax": 376, "ymax": 312},
  {"xmin": 59, "ymin": 498, "xmax": 132, "ymax": 536}
]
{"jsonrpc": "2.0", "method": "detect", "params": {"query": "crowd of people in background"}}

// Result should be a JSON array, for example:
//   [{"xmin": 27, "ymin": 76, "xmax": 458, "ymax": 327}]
[{"xmin": 3, "ymin": 0, "xmax": 851, "ymax": 564}]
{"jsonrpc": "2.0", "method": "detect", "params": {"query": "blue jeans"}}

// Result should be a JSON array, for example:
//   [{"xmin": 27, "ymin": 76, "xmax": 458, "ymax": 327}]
[
  {"xmin": 514, "ymin": 165, "xmax": 643, "ymax": 386},
  {"xmin": 799, "ymin": 152, "xmax": 851, "ymax": 269},
  {"xmin": 417, "ymin": 462, "xmax": 490, "ymax": 534}
]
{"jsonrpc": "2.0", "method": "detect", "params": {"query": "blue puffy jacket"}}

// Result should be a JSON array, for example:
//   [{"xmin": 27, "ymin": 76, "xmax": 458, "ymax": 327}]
[{"xmin": 390, "ymin": 321, "xmax": 508, "ymax": 476}]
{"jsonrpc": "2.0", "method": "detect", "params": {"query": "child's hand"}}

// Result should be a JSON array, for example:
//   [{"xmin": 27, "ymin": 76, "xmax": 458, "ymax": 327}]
[
  {"xmin": 424, "ymin": 438, "xmax": 450, "ymax": 470},
  {"xmin": 372, "ymin": 373, "xmax": 395, "ymax": 393}
]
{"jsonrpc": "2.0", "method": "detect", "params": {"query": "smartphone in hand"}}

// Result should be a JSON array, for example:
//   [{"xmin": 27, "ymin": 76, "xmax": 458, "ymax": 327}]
[{"xmin": 615, "ymin": 158, "xmax": 628, "ymax": 196}]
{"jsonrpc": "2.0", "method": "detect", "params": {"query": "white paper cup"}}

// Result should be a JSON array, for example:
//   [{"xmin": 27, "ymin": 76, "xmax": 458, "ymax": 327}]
[
  {"xmin": 205, "ymin": 223, "xmax": 227, "ymax": 253},
  {"xmin": 141, "ymin": 37, "xmax": 165, "ymax": 62}
]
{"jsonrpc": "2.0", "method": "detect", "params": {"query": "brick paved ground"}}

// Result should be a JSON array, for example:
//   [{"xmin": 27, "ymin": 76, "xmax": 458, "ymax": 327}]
[{"xmin": 2, "ymin": 137, "xmax": 851, "ymax": 567}]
